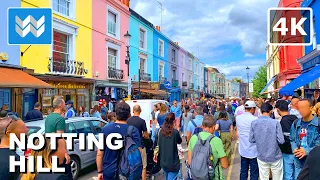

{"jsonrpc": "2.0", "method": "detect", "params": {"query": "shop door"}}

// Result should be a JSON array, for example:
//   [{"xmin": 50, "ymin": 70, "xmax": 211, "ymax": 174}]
[
  {"xmin": 22, "ymin": 91, "xmax": 36, "ymax": 120},
  {"xmin": 0, "ymin": 89, "xmax": 11, "ymax": 110}
]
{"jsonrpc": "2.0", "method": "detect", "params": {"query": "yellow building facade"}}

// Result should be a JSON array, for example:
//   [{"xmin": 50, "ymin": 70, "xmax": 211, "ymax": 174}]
[{"xmin": 20, "ymin": 0, "xmax": 94, "ymax": 114}]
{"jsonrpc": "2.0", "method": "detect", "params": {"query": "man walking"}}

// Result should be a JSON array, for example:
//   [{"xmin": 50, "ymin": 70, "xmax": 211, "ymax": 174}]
[
  {"xmin": 25, "ymin": 102, "xmax": 43, "ymax": 121},
  {"xmin": 45, "ymin": 97, "xmax": 72, "ymax": 179},
  {"xmin": 127, "ymin": 105, "xmax": 148, "ymax": 180},
  {"xmin": 290, "ymin": 99, "xmax": 320, "ymax": 179},
  {"xmin": 65, "ymin": 100, "xmax": 76, "ymax": 118},
  {"xmin": 170, "ymin": 100, "xmax": 182, "ymax": 131},
  {"xmin": 276, "ymin": 100, "xmax": 298, "ymax": 180},
  {"xmin": 186, "ymin": 106, "xmax": 204, "ymax": 143},
  {"xmin": 0, "ymin": 115, "xmax": 28, "ymax": 180},
  {"xmin": 249, "ymin": 103, "xmax": 284, "ymax": 180},
  {"xmin": 236, "ymin": 100, "xmax": 259, "ymax": 180},
  {"xmin": 96, "ymin": 102, "xmax": 141, "ymax": 180}
]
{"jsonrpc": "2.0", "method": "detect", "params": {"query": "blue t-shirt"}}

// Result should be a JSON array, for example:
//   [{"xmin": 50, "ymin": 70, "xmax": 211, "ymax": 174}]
[
  {"xmin": 217, "ymin": 119, "xmax": 233, "ymax": 132},
  {"xmin": 102, "ymin": 123, "xmax": 141, "ymax": 179},
  {"xmin": 158, "ymin": 113, "xmax": 168, "ymax": 127}
]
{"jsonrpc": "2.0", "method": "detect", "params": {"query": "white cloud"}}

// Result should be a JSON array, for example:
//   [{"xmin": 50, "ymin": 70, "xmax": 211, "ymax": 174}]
[{"xmin": 245, "ymin": 53, "xmax": 254, "ymax": 57}]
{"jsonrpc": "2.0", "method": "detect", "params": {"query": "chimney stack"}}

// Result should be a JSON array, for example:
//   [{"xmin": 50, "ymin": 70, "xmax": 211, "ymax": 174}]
[
  {"xmin": 121, "ymin": 0, "xmax": 130, "ymax": 7},
  {"xmin": 156, "ymin": 26, "xmax": 161, "ymax": 31}
]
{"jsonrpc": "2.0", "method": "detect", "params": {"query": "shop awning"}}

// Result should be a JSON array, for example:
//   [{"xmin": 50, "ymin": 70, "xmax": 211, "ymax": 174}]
[
  {"xmin": 279, "ymin": 65, "xmax": 320, "ymax": 96},
  {"xmin": 140, "ymin": 89, "xmax": 168, "ymax": 95},
  {"xmin": 0, "ymin": 67, "xmax": 53, "ymax": 88},
  {"xmin": 259, "ymin": 76, "xmax": 277, "ymax": 94}
]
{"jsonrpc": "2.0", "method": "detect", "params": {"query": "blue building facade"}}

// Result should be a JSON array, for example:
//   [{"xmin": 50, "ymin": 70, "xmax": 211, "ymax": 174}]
[
  {"xmin": 153, "ymin": 27, "xmax": 169, "ymax": 84},
  {"xmin": 129, "ymin": 9, "xmax": 154, "ymax": 83},
  {"xmin": 0, "ymin": 0, "xmax": 21, "ymax": 111}
]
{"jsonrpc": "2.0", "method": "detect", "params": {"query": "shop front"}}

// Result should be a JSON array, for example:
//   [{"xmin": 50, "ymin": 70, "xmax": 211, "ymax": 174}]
[
  {"xmin": 95, "ymin": 80, "xmax": 128, "ymax": 102},
  {"xmin": 34, "ymin": 75, "xmax": 94, "ymax": 115},
  {"xmin": 279, "ymin": 49, "xmax": 320, "ymax": 97},
  {"xmin": 0, "ymin": 66, "xmax": 53, "ymax": 118},
  {"xmin": 132, "ymin": 82, "xmax": 167, "ymax": 100}
]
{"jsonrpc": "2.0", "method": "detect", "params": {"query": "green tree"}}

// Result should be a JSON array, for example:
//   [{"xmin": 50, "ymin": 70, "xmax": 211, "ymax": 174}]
[
  {"xmin": 232, "ymin": 77, "xmax": 242, "ymax": 83},
  {"xmin": 252, "ymin": 66, "xmax": 267, "ymax": 98}
]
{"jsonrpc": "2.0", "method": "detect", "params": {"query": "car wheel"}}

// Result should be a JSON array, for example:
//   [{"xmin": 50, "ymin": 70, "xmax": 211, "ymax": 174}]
[{"xmin": 70, "ymin": 156, "xmax": 80, "ymax": 179}]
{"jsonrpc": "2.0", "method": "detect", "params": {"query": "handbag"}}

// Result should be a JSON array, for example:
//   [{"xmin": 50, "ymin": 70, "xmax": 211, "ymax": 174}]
[{"xmin": 153, "ymin": 128, "xmax": 161, "ymax": 158}]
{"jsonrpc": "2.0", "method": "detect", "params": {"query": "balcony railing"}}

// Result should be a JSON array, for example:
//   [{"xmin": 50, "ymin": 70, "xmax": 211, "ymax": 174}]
[
  {"xmin": 48, "ymin": 58, "xmax": 88, "ymax": 76},
  {"xmin": 189, "ymin": 83, "xmax": 194, "ymax": 89},
  {"xmin": 172, "ymin": 79, "xmax": 179, "ymax": 87},
  {"xmin": 108, "ymin": 67, "xmax": 124, "ymax": 80},
  {"xmin": 108, "ymin": 20, "xmax": 116, "ymax": 36},
  {"xmin": 159, "ymin": 76, "xmax": 166, "ymax": 84},
  {"xmin": 140, "ymin": 72, "xmax": 151, "ymax": 81},
  {"xmin": 182, "ymin": 81, "xmax": 188, "ymax": 87}
]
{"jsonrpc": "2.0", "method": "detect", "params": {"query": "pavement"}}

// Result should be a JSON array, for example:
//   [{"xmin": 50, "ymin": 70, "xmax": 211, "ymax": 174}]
[{"xmin": 78, "ymin": 139, "xmax": 241, "ymax": 180}]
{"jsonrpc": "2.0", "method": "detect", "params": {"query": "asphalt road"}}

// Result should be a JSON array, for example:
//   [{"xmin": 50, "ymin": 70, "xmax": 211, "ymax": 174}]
[{"xmin": 77, "ymin": 139, "xmax": 240, "ymax": 180}]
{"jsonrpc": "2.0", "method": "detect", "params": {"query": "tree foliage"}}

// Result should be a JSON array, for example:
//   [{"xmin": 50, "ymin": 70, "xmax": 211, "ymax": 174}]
[
  {"xmin": 252, "ymin": 66, "xmax": 267, "ymax": 98},
  {"xmin": 232, "ymin": 77, "xmax": 242, "ymax": 83}
]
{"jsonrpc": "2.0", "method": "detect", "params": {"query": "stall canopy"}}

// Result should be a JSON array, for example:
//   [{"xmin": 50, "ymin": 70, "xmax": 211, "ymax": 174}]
[
  {"xmin": 260, "ymin": 76, "xmax": 277, "ymax": 94},
  {"xmin": 0, "ymin": 67, "xmax": 53, "ymax": 88},
  {"xmin": 279, "ymin": 65, "xmax": 320, "ymax": 96}
]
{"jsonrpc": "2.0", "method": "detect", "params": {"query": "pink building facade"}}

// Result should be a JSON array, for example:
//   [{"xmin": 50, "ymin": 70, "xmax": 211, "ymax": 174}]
[
  {"xmin": 92, "ymin": 0, "xmax": 130, "ymax": 100},
  {"xmin": 178, "ymin": 47, "xmax": 190, "ymax": 98}
]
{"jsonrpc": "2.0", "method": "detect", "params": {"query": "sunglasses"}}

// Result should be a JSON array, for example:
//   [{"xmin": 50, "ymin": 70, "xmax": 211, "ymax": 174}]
[{"xmin": 1, "ymin": 114, "xmax": 19, "ymax": 134}]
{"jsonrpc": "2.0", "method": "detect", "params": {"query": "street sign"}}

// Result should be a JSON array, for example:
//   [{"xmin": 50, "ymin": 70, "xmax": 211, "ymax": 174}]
[
  {"xmin": 164, "ymin": 81, "xmax": 171, "ymax": 89},
  {"xmin": 249, "ymin": 83, "xmax": 254, "ymax": 93}
]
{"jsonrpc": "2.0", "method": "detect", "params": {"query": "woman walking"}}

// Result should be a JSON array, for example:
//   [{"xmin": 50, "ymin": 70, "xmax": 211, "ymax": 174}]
[
  {"xmin": 182, "ymin": 105, "xmax": 193, "ymax": 138},
  {"xmin": 78, "ymin": 106, "xmax": 89, "ymax": 117},
  {"xmin": 91, "ymin": 105, "xmax": 102, "ymax": 120},
  {"xmin": 155, "ymin": 113, "xmax": 182, "ymax": 180},
  {"xmin": 215, "ymin": 111, "xmax": 234, "ymax": 164}
]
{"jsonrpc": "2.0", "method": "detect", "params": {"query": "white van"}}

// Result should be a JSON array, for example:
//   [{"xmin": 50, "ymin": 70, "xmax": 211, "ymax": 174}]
[{"xmin": 126, "ymin": 99, "xmax": 170, "ymax": 133}]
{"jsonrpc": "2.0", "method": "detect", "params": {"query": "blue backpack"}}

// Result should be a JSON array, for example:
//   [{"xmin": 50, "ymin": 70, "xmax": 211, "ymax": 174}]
[
  {"xmin": 118, "ymin": 126, "xmax": 143, "ymax": 179},
  {"xmin": 191, "ymin": 120, "xmax": 203, "ymax": 135}
]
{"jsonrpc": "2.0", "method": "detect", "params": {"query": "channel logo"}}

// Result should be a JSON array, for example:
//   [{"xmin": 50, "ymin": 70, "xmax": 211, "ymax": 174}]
[{"xmin": 8, "ymin": 8, "xmax": 52, "ymax": 45}]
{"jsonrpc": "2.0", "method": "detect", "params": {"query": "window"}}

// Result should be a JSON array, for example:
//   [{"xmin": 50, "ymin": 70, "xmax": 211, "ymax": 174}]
[
  {"xmin": 159, "ymin": 64, "xmax": 164, "ymax": 78},
  {"xmin": 108, "ymin": 48, "xmax": 117, "ymax": 68},
  {"xmin": 189, "ymin": 74, "xmax": 192, "ymax": 83},
  {"xmin": 140, "ymin": 29, "xmax": 146, "ymax": 49},
  {"xmin": 195, "ymin": 63, "xmax": 198, "ymax": 74},
  {"xmin": 140, "ymin": 58, "xmax": 146, "ymax": 73},
  {"xmin": 172, "ymin": 49, "xmax": 176, "ymax": 62},
  {"xmin": 73, "ymin": 121, "xmax": 93, "ymax": 135},
  {"xmin": 313, "ymin": 20, "xmax": 317, "ymax": 50},
  {"xmin": 182, "ymin": 73, "xmax": 184, "ymax": 82},
  {"xmin": 158, "ymin": 39, "xmax": 164, "ymax": 56},
  {"xmin": 91, "ymin": 120, "xmax": 106, "ymax": 134},
  {"xmin": 53, "ymin": 0, "xmax": 71, "ymax": 16},
  {"xmin": 172, "ymin": 69, "xmax": 176, "ymax": 80},
  {"xmin": 108, "ymin": 11, "xmax": 116, "ymax": 36},
  {"xmin": 189, "ymin": 58, "xmax": 192, "ymax": 70},
  {"xmin": 181, "ymin": 55, "xmax": 184, "ymax": 67},
  {"xmin": 53, "ymin": 31, "xmax": 69, "ymax": 71}
]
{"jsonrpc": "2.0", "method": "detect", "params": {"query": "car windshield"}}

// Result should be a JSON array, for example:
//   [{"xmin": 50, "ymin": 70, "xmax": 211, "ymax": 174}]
[{"xmin": 26, "ymin": 126, "xmax": 41, "ymax": 137}]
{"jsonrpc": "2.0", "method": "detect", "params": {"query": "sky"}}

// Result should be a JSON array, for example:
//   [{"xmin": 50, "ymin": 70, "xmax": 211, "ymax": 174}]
[{"xmin": 131, "ymin": 0, "xmax": 279, "ymax": 81}]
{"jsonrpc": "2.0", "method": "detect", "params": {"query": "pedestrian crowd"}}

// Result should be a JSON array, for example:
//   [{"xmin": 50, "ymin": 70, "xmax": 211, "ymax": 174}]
[{"xmin": 1, "ymin": 94, "xmax": 320, "ymax": 180}]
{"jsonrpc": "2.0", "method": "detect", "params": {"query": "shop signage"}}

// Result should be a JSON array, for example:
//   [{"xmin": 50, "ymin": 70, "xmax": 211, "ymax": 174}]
[
  {"xmin": 49, "ymin": 82, "xmax": 88, "ymax": 89},
  {"xmin": 302, "ymin": 56, "xmax": 320, "ymax": 70},
  {"xmin": 150, "ymin": 82, "xmax": 160, "ymax": 90}
]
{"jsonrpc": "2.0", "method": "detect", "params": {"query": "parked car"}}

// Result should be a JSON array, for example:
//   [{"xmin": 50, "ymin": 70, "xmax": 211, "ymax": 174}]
[
  {"xmin": 125, "ymin": 99, "xmax": 170, "ymax": 133},
  {"xmin": 22, "ymin": 117, "xmax": 107, "ymax": 179}
]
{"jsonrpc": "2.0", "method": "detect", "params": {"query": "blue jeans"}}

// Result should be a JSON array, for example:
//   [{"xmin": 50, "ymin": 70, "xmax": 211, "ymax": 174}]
[
  {"xmin": 163, "ymin": 169, "xmax": 179, "ymax": 180},
  {"xmin": 282, "ymin": 153, "xmax": 298, "ymax": 180},
  {"xmin": 240, "ymin": 156, "xmax": 259, "ymax": 180}
]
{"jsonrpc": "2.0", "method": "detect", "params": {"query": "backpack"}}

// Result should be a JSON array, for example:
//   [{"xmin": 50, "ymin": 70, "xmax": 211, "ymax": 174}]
[
  {"xmin": 191, "ymin": 120, "xmax": 203, "ymax": 135},
  {"xmin": 190, "ymin": 134, "xmax": 219, "ymax": 180},
  {"xmin": 293, "ymin": 118, "xmax": 320, "ymax": 134},
  {"xmin": 118, "ymin": 126, "xmax": 143, "ymax": 179}
]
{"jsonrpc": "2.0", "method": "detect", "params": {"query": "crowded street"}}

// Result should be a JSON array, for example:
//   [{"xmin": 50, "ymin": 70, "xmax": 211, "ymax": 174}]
[{"xmin": 2, "ymin": 0, "xmax": 320, "ymax": 180}]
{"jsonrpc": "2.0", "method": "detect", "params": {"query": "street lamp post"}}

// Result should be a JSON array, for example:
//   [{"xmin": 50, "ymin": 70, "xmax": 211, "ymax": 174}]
[
  {"xmin": 246, "ymin": 66, "xmax": 250, "ymax": 98},
  {"xmin": 124, "ymin": 31, "xmax": 132, "ymax": 100}
]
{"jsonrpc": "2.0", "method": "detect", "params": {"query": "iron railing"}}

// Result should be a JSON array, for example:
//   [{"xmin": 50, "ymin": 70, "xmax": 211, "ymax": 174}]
[
  {"xmin": 48, "ymin": 58, "xmax": 88, "ymax": 76},
  {"xmin": 140, "ymin": 72, "xmax": 151, "ymax": 81},
  {"xmin": 108, "ymin": 67, "xmax": 124, "ymax": 80}
]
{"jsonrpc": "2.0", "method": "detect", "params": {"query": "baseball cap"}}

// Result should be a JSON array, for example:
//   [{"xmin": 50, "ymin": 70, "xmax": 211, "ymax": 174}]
[
  {"xmin": 66, "ymin": 100, "xmax": 73, "ymax": 105},
  {"xmin": 245, "ymin": 101, "xmax": 257, "ymax": 108}
]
